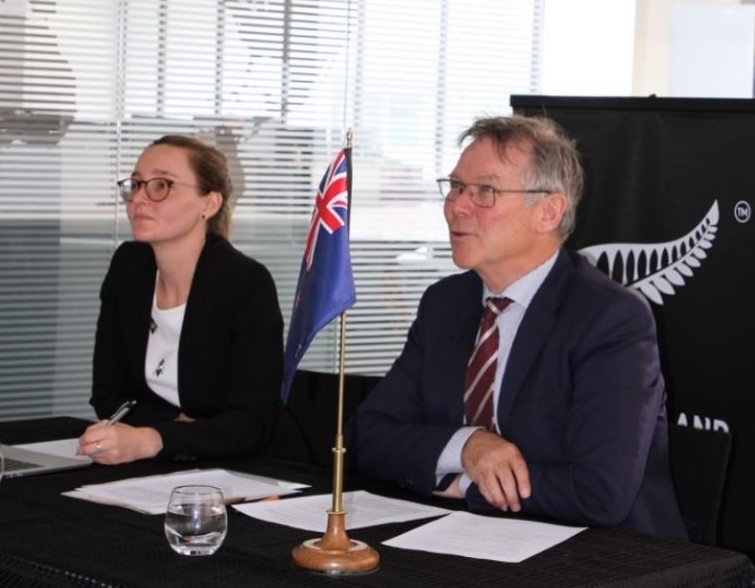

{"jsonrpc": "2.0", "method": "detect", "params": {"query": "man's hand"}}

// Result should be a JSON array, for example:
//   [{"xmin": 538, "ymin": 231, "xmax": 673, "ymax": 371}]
[{"xmin": 461, "ymin": 429, "xmax": 531, "ymax": 512}]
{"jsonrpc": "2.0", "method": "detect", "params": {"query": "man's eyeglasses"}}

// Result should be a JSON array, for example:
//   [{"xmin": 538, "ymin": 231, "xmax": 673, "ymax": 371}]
[
  {"xmin": 116, "ymin": 177, "xmax": 199, "ymax": 203},
  {"xmin": 436, "ymin": 178, "xmax": 551, "ymax": 209}
]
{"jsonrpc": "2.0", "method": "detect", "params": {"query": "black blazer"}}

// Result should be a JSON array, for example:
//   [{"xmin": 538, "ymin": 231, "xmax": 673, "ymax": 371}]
[
  {"xmin": 352, "ymin": 249, "xmax": 687, "ymax": 539},
  {"xmin": 91, "ymin": 233, "xmax": 284, "ymax": 460}
]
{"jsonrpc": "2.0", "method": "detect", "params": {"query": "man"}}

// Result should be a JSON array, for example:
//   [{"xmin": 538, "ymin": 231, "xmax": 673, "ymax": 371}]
[{"xmin": 350, "ymin": 115, "xmax": 687, "ymax": 539}]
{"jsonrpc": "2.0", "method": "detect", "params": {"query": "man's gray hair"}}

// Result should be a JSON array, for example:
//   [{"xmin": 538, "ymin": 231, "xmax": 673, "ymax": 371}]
[{"xmin": 459, "ymin": 115, "xmax": 584, "ymax": 240}]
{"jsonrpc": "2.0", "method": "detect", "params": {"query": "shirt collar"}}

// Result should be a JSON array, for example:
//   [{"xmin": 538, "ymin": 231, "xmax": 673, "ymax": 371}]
[{"xmin": 482, "ymin": 249, "xmax": 559, "ymax": 310}]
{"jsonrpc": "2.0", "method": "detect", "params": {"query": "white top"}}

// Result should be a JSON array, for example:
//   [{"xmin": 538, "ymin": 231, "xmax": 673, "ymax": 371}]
[{"xmin": 144, "ymin": 289, "xmax": 185, "ymax": 408}]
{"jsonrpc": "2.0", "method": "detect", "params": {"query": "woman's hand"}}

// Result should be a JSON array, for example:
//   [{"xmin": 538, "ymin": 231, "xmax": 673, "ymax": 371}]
[{"xmin": 78, "ymin": 421, "xmax": 163, "ymax": 465}]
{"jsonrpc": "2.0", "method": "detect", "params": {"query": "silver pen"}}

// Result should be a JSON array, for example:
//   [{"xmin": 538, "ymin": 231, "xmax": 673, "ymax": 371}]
[{"xmin": 107, "ymin": 400, "xmax": 137, "ymax": 426}]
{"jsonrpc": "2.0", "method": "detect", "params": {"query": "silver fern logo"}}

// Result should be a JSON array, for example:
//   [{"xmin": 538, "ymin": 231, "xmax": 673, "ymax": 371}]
[{"xmin": 578, "ymin": 201, "xmax": 719, "ymax": 305}]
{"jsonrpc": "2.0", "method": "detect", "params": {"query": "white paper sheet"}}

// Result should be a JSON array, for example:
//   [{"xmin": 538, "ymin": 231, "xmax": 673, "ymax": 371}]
[
  {"xmin": 234, "ymin": 490, "xmax": 451, "ymax": 532},
  {"xmin": 383, "ymin": 511, "xmax": 585, "ymax": 563},
  {"xmin": 14, "ymin": 438, "xmax": 92, "ymax": 462},
  {"xmin": 63, "ymin": 468, "xmax": 308, "ymax": 514}
]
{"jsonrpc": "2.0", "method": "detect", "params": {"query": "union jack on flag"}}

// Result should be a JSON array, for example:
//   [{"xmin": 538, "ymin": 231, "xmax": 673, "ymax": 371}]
[
  {"xmin": 281, "ymin": 148, "xmax": 356, "ymax": 404},
  {"xmin": 303, "ymin": 150, "xmax": 349, "ymax": 270}
]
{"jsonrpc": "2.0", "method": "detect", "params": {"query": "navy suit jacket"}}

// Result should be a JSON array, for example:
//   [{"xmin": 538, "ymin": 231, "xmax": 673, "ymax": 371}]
[
  {"xmin": 352, "ymin": 249, "xmax": 687, "ymax": 539},
  {"xmin": 91, "ymin": 233, "xmax": 284, "ymax": 460}
]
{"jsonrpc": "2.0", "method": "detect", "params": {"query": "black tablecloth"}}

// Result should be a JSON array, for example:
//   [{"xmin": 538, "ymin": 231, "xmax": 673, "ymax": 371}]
[{"xmin": 1, "ymin": 417, "xmax": 754, "ymax": 588}]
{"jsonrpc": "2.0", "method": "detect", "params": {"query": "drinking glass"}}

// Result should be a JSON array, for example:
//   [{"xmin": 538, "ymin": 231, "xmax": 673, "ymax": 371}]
[{"xmin": 164, "ymin": 485, "xmax": 227, "ymax": 556}]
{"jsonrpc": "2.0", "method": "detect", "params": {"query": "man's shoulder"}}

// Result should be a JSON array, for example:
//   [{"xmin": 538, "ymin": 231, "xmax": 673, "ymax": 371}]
[
  {"xmin": 571, "ymin": 250, "xmax": 641, "ymax": 292},
  {"xmin": 561, "ymin": 249, "xmax": 652, "ymax": 312}
]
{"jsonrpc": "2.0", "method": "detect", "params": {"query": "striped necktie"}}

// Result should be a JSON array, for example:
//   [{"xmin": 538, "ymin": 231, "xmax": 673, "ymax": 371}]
[{"xmin": 463, "ymin": 297, "xmax": 512, "ymax": 430}]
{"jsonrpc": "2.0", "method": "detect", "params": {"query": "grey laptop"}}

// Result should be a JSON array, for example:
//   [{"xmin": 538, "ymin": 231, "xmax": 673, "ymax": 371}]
[{"xmin": 2, "ymin": 443, "xmax": 91, "ymax": 478}]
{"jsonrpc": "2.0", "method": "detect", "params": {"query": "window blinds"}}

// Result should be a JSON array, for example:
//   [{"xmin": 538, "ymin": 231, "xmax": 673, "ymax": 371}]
[{"xmin": 0, "ymin": 0, "xmax": 543, "ymax": 419}]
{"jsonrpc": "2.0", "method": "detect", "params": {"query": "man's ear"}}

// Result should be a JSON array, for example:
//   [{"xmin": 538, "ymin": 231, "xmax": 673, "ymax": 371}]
[{"xmin": 537, "ymin": 192, "xmax": 567, "ymax": 233}]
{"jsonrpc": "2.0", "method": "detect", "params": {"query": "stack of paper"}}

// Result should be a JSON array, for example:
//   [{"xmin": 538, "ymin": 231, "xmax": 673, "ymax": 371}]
[{"xmin": 63, "ymin": 468, "xmax": 308, "ymax": 514}]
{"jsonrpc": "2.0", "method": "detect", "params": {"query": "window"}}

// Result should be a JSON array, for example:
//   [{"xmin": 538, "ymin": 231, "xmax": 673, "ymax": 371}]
[{"xmin": 0, "ymin": 0, "xmax": 544, "ymax": 419}]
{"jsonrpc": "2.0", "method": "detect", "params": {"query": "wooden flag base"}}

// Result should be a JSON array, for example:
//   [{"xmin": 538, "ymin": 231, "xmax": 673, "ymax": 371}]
[{"xmin": 291, "ymin": 511, "xmax": 379, "ymax": 575}]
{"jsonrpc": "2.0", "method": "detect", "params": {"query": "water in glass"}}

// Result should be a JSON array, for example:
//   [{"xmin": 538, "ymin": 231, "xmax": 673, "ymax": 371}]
[{"xmin": 164, "ymin": 485, "xmax": 227, "ymax": 556}]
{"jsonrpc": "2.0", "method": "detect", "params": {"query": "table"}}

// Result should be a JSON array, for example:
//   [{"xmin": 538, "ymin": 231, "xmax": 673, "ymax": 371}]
[{"xmin": 1, "ymin": 417, "xmax": 753, "ymax": 588}]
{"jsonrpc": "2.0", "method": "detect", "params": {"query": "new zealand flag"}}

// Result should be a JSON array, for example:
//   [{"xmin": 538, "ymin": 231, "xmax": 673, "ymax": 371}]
[{"xmin": 281, "ymin": 149, "xmax": 356, "ymax": 403}]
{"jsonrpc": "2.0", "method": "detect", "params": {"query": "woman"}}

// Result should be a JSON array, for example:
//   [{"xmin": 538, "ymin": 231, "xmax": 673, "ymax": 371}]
[{"xmin": 78, "ymin": 135, "xmax": 283, "ymax": 464}]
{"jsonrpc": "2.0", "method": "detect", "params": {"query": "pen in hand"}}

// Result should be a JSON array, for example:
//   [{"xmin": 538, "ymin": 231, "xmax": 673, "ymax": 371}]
[{"xmin": 107, "ymin": 400, "xmax": 137, "ymax": 426}]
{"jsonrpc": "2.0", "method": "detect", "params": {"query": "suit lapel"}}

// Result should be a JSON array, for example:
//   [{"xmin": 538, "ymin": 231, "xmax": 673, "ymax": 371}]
[
  {"xmin": 497, "ymin": 249, "xmax": 575, "ymax": 432},
  {"xmin": 127, "ymin": 247, "xmax": 157, "ymax": 383},
  {"xmin": 446, "ymin": 273, "xmax": 483, "ymax": 424},
  {"xmin": 177, "ymin": 235, "xmax": 219, "ymax": 402}
]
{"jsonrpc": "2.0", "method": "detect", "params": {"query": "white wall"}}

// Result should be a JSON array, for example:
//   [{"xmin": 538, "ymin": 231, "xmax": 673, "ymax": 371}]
[
  {"xmin": 669, "ymin": 3, "xmax": 755, "ymax": 97},
  {"xmin": 541, "ymin": 0, "xmax": 636, "ymax": 96},
  {"xmin": 541, "ymin": 0, "xmax": 755, "ymax": 98}
]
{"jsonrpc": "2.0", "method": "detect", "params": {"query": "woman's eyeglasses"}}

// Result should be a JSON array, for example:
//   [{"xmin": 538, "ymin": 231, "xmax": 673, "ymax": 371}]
[{"xmin": 116, "ymin": 177, "xmax": 199, "ymax": 203}]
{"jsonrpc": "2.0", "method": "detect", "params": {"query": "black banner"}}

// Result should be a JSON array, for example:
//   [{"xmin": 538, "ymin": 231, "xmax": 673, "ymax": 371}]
[{"xmin": 513, "ymin": 96, "xmax": 755, "ymax": 556}]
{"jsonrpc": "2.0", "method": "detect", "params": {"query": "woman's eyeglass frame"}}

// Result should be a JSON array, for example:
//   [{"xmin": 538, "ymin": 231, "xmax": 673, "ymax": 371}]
[{"xmin": 116, "ymin": 177, "xmax": 199, "ymax": 203}]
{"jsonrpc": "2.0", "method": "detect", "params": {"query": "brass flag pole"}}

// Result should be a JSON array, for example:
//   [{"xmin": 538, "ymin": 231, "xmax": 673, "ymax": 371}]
[{"xmin": 291, "ymin": 131, "xmax": 379, "ymax": 575}]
